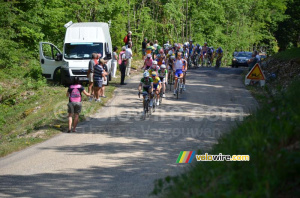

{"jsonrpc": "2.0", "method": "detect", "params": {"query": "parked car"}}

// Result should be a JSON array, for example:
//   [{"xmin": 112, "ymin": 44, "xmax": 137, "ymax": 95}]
[
  {"xmin": 38, "ymin": 22, "xmax": 112, "ymax": 86},
  {"xmin": 232, "ymin": 51, "xmax": 252, "ymax": 68}
]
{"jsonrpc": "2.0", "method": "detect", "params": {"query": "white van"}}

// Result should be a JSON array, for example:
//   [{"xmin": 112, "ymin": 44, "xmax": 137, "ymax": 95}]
[{"xmin": 38, "ymin": 22, "xmax": 112, "ymax": 85}]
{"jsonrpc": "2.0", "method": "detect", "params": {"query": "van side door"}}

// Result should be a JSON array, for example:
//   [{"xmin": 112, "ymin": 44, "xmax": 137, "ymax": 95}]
[{"xmin": 38, "ymin": 42, "xmax": 63, "ymax": 79}]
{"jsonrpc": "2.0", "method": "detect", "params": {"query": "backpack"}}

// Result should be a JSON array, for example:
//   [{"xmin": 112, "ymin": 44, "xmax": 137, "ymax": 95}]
[
  {"xmin": 123, "ymin": 36, "xmax": 128, "ymax": 44},
  {"xmin": 118, "ymin": 51, "xmax": 125, "ymax": 65},
  {"xmin": 69, "ymin": 85, "xmax": 82, "ymax": 103}
]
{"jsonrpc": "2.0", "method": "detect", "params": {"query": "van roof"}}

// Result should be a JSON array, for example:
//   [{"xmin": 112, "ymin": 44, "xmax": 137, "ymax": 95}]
[{"xmin": 65, "ymin": 22, "xmax": 109, "ymax": 43}]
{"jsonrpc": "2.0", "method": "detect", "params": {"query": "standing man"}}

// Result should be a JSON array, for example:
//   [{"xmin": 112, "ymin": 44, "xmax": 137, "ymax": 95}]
[
  {"xmin": 142, "ymin": 38, "xmax": 147, "ymax": 60},
  {"xmin": 87, "ymin": 53, "xmax": 98, "ymax": 101},
  {"xmin": 125, "ymin": 42, "xmax": 133, "ymax": 77},
  {"xmin": 123, "ymin": 31, "xmax": 132, "ymax": 48},
  {"xmin": 120, "ymin": 46, "xmax": 127, "ymax": 85}
]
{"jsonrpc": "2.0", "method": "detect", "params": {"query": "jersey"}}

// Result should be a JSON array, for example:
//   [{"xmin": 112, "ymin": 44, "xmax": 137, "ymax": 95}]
[
  {"xmin": 140, "ymin": 77, "xmax": 153, "ymax": 86},
  {"xmin": 174, "ymin": 59, "xmax": 186, "ymax": 71},
  {"xmin": 158, "ymin": 69, "xmax": 168, "ymax": 78},
  {"xmin": 148, "ymin": 67, "xmax": 159, "ymax": 76},
  {"xmin": 188, "ymin": 44, "xmax": 194, "ymax": 55}
]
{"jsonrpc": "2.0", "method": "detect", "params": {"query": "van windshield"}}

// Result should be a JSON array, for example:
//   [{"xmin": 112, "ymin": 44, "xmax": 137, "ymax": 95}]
[{"xmin": 64, "ymin": 43, "xmax": 103, "ymax": 59}]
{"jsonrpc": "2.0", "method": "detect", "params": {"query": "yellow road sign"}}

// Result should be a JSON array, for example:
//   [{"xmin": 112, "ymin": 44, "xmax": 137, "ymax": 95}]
[{"xmin": 246, "ymin": 63, "xmax": 265, "ymax": 80}]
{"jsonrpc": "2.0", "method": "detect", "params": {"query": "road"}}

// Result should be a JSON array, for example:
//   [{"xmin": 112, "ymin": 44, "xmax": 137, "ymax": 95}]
[{"xmin": 0, "ymin": 67, "xmax": 257, "ymax": 198}]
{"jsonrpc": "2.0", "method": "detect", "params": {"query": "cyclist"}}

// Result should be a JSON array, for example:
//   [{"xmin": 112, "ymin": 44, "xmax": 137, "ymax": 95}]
[
  {"xmin": 158, "ymin": 64, "xmax": 168, "ymax": 98},
  {"xmin": 157, "ymin": 49, "xmax": 166, "ymax": 66},
  {"xmin": 142, "ymin": 54, "xmax": 153, "ymax": 70},
  {"xmin": 207, "ymin": 47, "xmax": 214, "ymax": 66},
  {"xmin": 201, "ymin": 42, "xmax": 209, "ymax": 66},
  {"xmin": 194, "ymin": 44, "xmax": 202, "ymax": 67},
  {"xmin": 167, "ymin": 53, "xmax": 175, "ymax": 85},
  {"xmin": 183, "ymin": 44, "xmax": 189, "ymax": 60},
  {"xmin": 173, "ymin": 52, "xmax": 187, "ymax": 95},
  {"xmin": 138, "ymin": 71, "xmax": 154, "ymax": 107},
  {"xmin": 151, "ymin": 72, "xmax": 162, "ymax": 106},
  {"xmin": 215, "ymin": 47, "xmax": 223, "ymax": 68},
  {"xmin": 148, "ymin": 60, "xmax": 159, "ymax": 76}
]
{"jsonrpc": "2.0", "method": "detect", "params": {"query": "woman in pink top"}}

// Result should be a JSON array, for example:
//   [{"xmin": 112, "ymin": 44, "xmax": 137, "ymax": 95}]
[{"xmin": 66, "ymin": 77, "xmax": 90, "ymax": 133}]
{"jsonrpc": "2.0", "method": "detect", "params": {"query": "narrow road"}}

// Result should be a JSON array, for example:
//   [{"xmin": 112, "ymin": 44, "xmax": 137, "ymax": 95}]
[{"xmin": 0, "ymin": 67, "xmax": 257, "ymax": 198}]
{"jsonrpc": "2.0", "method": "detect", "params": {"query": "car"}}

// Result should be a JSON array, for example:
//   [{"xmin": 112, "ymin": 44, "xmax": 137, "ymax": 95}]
[
  {"xmin": 38, "ymin": 22, "xmax": 112, "ymax": 86},
  {"xmin": 232, "ymin": 51, "xmax": 252, "ymax": 68}
]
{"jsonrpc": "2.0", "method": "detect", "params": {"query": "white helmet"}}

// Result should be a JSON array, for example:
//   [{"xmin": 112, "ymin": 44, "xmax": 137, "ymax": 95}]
[
  {"xmin": 143, "ymin": 71, "xmax": 149, "ymax": 77},
  {"xmin": 153, "ymin": 60, "xmax": 158, "ymax": 65},
  {"xmin": 171, "ymin": 55, "xmax": 175, "ymax": 60},
  {"xmin": 160, "ymin": 64, "xmax": 166, "ymax": 69}
]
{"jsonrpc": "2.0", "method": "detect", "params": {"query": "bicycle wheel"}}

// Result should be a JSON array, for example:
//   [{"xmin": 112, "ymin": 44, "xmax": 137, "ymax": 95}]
[
  {"xmin": 159, "ymin": 91, "xmax": 163, "ymax": 104},
  {"xmin": 176, "ymin": 81, "xmax": 179, "ymax": 99},
  {"xmin": 148, "ymin": 100, "xmax": 152, "ymax": 116}
]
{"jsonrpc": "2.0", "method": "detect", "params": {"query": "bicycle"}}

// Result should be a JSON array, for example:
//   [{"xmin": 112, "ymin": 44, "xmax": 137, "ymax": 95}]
[
  {"xmin": 174, "ymin": 77, "xmax": 183, "ymax": 99},
  {"xmin": 194, "ymin": 53, "xmax": 200, "ymax": 67},
  {"xmin": 168, "ymin": 71, "xmax": 174, "ymax": 91},
  {"xmin": 139, "ymin": 91, "xmax": 150, "ymax": 119}
]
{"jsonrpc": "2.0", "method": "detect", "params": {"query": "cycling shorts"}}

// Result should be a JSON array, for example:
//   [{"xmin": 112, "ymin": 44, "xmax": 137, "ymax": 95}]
[
  {"xmin": 153, "ymin": 84, "xmax": 160, "ymax": 90},
  {"xmin": 142, "ymin": 85, "xmax": 151, "ymax": 92},
  {"xmin": 175, "ymin": 69, "xmax": 183, "ymax": 78},
  {"xmin": 159, "ymin": 76, "xmax": 165, "ymax": 83},
  {"xmin": 202, "ymin": 51, "xmax": 206, "ymax": 55}
]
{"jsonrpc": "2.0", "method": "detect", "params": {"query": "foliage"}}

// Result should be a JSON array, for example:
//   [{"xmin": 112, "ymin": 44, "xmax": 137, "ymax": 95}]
[{"xmin": 0, "ymin": 0, "xmax": 291, "ymax": 68}]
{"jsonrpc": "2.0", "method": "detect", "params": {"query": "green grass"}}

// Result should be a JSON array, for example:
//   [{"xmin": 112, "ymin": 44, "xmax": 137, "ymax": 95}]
[
  {"xmin": 153, "ymin": 79, "xmax": 300, "ymax": 197},
  {"xmin": 271, "ymin": 47, "xmax": 300, "ymax": 61}
]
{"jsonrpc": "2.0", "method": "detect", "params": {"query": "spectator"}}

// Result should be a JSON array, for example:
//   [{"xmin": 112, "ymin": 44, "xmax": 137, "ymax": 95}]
[
  {"xmin": 142, "ymin": 38, "xmax": 147, "ymax": 60},
  {"xmin": 66, "ymin": 76, "xmax": 90, "ymax": 133},
  {"xmin": 153, "ymin": 40, "xmax": 158, "ymax": 49},
  {"xmin": 101, "ymin": 61, "xmax": 108, "ymax": 98},
  {"xmin": 247, "ymin": 50, "xmax": 260, "ymax": 70},
  {"xmin": 87, "ymin": 53, "xmax": 98, "ymax": 101},
  {"xmin": 125, "ymin": 42, "xmax": 133, "ymax": 76},
  {"xmin": 123, "ymin": 31, "xmax": 132, "ymax": 48},
  {"xmin": 120, "ymin": 46, "xmax": 127, "ymax": 85},
  {"xmin": 93, "ymin": 58, "xmax": 106, "ymax": 102},
  {"xmin": 112, "ymin": 46, "xmax": 118, "ymax": 78}
]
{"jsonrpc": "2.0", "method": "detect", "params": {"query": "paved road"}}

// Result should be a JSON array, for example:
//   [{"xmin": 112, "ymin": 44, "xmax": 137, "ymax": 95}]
[{"xmin": 0, "ymin": 67, "xmax": 257, "ymax": 198}]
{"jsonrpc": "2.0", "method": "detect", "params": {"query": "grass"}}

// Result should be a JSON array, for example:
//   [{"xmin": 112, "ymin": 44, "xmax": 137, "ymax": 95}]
[
  {"xmin": 152, "ymin": 78, "xmax": 300, "ymax": 198},
  {"xmin": 0, "ymin": 55, "xmax": 141, "ymax": 157}
]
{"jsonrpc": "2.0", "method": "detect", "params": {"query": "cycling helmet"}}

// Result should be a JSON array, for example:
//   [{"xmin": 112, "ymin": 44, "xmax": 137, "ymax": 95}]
[
  {"xmin": 197, "ymin": 44, "xmax": 200, "ymax": 47},
  {"xmin": 153, "ymin": 60, "xmax": 158, "ymax": 65},
  {"xmin": 152, "ymin": 72, "xmax": 157, "ymax": 76},
  {"xmin": 143, "ymin": 71, "xmax": 149, "ymax": 78},
  {"xmin": 170, "ymin": 55, "xmax": 175, "ymax": 60},
  {"xmin": 147, "ymin": 54, "xmax": 151, "ymax": 58},
  {"xmin": 189, "ymin": 39, "xmax": 193, "ymax": 42},
  {"xmin": 160, "ymin": 64, "xmax": 166, "ymax": 69},
  {"xmin": 179, "ymin": 48, "xmax": 183, "ymax": 52},
  {"xmin": 156, "ymin": 54, "xmax": 161, "ymax": 58},
  {"xmin": 159, "ymin": 49, "xmax": 164, "ymax": 53}
]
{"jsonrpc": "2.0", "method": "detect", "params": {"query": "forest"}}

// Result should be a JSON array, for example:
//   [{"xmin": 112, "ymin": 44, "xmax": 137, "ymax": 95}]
[{"xmin": 0, "ymin": 0, "xmax": 299, "ymax": 68}]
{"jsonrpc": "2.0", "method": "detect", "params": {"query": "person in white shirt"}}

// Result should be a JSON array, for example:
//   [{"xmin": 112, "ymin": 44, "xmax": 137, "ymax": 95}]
[
  {"xmin": 153, "ymin": 40, "xmax": 158, "ymax": 49},
  {"xmin": 125, "ymin": 42, "xmax": 133, "ymax": 76}
]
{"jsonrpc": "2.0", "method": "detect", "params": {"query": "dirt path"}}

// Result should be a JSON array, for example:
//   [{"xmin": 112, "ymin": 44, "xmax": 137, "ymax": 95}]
[{"xmin": 0, "ymin": 67, "xmax": 257, "ymax": 198}]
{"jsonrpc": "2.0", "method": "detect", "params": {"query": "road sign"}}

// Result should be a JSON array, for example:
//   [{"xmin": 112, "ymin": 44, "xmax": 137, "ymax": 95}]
[{"xmin": 245, "ymin": 63, "xmax": 266, "ymax": 86}]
